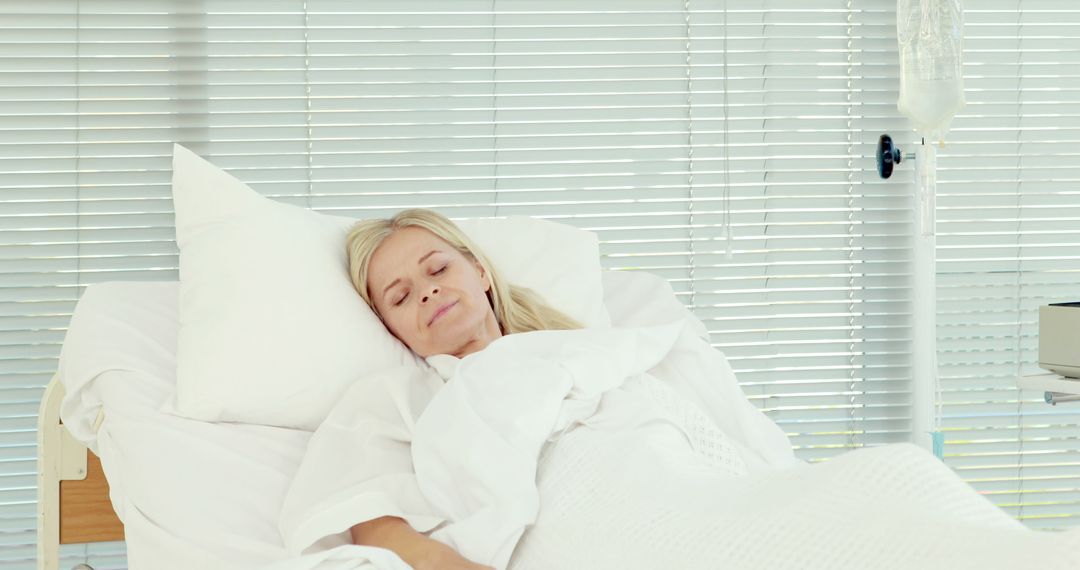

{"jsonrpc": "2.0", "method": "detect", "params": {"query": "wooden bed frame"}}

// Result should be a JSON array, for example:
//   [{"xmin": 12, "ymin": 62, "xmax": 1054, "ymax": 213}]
[{"xmin": 37, "ymin": 373, "xmax": 124, "ymax": 570}]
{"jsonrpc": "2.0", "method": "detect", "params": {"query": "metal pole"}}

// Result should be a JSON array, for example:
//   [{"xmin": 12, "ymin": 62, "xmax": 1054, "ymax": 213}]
[{"xmin": 911, "ymin": 139, "xmax": 940, "ymax": 455}]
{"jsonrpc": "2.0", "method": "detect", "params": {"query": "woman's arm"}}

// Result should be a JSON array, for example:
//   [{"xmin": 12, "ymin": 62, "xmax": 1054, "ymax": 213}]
[{"xmin": 350, "ymin": 516, "xmax": 494, "ymax": 570}]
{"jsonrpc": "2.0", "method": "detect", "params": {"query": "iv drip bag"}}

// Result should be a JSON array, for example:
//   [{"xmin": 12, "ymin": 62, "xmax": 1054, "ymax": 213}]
[{"xmin": 897, "ymin": 0, "xmax": 965, "ymax": 139}]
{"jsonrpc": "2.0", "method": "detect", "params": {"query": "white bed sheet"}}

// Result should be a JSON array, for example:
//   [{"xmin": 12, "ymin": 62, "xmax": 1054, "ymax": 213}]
[
  {"xmin": 58, "ymin": 281, "xmax": 310, "ymax": 569},
  {"xmin": 56, "ymin": 270, "xmax": 708, "ymax": 569}
]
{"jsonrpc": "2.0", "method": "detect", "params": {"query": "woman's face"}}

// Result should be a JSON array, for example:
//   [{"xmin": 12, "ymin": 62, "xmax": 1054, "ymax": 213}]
[{"xmin": 366, "ymin": 226, "xmax": 502, "ymax": 359}]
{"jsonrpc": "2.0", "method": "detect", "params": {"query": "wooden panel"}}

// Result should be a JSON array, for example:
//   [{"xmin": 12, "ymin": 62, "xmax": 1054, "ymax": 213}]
[{"xmin": 59, "ymin": 451, "xmax": 125, "ymax": 544}]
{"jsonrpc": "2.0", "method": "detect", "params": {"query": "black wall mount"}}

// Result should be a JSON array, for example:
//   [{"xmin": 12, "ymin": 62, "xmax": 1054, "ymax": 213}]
[{"xmin": 876, "ymin": 134, "xmax": 903, "ymax": 179}]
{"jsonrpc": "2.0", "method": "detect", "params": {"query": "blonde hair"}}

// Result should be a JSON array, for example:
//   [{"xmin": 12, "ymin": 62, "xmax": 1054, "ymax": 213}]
[{"xmin": 345, "ymin": 208, "xmax": 582, "ymax": 335}]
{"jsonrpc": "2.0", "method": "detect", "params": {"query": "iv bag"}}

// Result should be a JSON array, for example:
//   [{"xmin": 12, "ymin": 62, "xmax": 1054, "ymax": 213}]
[{"xmin": 897, "ymin": 0, "xmax": 965, "ymax": 139}]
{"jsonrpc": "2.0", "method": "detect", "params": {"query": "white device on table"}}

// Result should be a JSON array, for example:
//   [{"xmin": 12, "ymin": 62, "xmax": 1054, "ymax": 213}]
[
  {"xmin": 1035, "ymin": 303, "xmax": 1080, "ymax": 404},
  {"xmin": 1039, "ymin": 303, "xmax": 1080, "ymax": 379}
]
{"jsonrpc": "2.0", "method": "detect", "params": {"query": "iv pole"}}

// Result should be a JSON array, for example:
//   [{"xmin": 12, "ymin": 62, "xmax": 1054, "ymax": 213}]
[{"xmin": 883, "ymin": 0, "xmax": 965, "ymax": 459}]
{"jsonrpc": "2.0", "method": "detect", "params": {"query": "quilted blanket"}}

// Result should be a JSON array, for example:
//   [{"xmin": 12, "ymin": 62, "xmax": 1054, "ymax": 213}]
[{"xmin": 273, "ymin": 321, "xmax": 1080, "ymax": 570}]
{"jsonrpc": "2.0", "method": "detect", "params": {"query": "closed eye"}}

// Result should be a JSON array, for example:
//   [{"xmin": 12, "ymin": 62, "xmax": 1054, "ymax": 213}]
[{"xmin": 392, "ymin": 265, "xmax": 445, "ymax": 306}]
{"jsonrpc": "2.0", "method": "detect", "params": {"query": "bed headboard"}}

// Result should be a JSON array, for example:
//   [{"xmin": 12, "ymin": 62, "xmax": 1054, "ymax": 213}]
[{"xmin": 37, "ymin": 373, "xmax": 124, "ymax": 570}]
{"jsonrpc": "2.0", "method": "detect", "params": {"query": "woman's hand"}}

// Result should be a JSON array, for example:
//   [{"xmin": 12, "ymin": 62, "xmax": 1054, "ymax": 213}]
[
  {"xmin": 410, "ymin": 539, "xmax": 494, "ymax": 570},
  {"xmin": 350, "ymin": 515, "xmax": 493, "ymax": 570}
]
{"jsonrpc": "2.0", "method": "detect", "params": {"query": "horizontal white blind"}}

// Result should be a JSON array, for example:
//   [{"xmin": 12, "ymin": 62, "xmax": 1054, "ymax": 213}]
[
  {"xmin": 936, "ymin": 0, "xmax": 1080, "ymax": 530},
  {"xmin": 3, "ymin": 0, "xmax": 920, "ymax": 566},
  {"xmin": 296, "ymin": 0, "xmax": 914, "ymax": 460},
  {"xmin": 695, "ymin": 1, "xmax": 914, "ymax": 461}
]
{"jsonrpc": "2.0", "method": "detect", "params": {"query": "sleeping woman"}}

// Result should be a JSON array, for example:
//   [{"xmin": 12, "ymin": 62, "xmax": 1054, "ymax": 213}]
[
  {"xmin": 343, "ymin": 208, "xmax": 582, "ymax": 569},
  {"xmin": 277, "ymin": 208, "xmax": 1080, "ymax": 570}
]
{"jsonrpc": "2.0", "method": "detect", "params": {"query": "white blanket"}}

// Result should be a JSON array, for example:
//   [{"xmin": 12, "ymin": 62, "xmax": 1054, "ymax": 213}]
[{"xmin": 275, "ymin": 321, "xmax": 1080, "ymax": 570}]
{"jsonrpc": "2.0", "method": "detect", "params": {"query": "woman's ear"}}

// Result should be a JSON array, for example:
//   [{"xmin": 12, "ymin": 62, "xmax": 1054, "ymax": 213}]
[{"xmin": 472, "ymin": 258, "xmax": 491, "ymax": 292}]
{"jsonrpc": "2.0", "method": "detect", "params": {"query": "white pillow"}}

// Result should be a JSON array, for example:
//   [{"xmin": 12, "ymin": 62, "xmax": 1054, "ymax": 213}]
[{"xmin": 165, "ymin": 144, "xmax": 607, "ymax": 430}]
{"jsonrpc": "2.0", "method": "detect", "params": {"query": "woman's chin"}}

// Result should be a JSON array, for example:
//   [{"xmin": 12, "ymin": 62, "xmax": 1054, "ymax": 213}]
[
  {"xmin": 431, "ymin": 314, "xmax": 488, "ymax": 349},
  {"xmin": 429, "ymin": 319, "xmax": 468, "ymax": 343}
]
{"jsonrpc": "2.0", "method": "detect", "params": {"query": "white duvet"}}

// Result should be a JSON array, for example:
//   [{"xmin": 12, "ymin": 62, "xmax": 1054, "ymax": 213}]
[{"xmin": 273, "ymin": 318, "xmax": 1080, "ymax": 570}]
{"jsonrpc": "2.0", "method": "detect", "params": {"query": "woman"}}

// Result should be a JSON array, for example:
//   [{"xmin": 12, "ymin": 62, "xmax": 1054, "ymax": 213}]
[
  {"xmin": 343, "ymin": 208, "xmax": 584, "ymax": 569},
  {"xmin": 286, "ymin": 209, "xmax": 1079, "ymax": 570}
]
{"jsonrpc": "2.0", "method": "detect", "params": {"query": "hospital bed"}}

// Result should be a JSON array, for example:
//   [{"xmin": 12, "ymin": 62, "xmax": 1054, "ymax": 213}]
[
  {"xmin": 37, "ymin": 376, "xmax": 121, "ymax": 570},
  {"xmin": 43, "ymin": 272, "xmax": 1080, "ymax": 570}
]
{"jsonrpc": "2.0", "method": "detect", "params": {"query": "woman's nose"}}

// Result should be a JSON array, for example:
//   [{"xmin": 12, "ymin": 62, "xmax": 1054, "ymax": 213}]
[{"xmin": 421, "ymin": 286, "xmax": 439, "ymax": 303}]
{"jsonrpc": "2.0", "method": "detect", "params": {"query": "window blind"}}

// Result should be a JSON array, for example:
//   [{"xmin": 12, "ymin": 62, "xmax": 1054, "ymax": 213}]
[
  {"xmin": 704, "ymin": 1, "xmax": 914, "ymax": 461},
  {"xmin": 936, "ymin": 0, "xmax": 1080, "ymax": 530},
  {"xmin": 307, "ymin": 0, "xmax": 913, "ymax": 465},
  {"xmin": 5, "ymin": 0, "xmax": 1069, "ymax": 567},
  {"xmin": 3, "ymin": 0, "xmax": 915, "ymax": 565}
]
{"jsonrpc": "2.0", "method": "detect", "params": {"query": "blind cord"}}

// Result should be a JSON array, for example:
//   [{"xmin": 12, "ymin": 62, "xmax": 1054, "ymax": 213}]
[
  {"xmin": 845, "ymin": 0, "xmax": 859, "ymax": 450},
  {"xmin": 721, "ymin": 0, "xmax": 732, "ymax": 260},
  {"xmin": 75, "ymin": 0, "xmax": 82, "ymax": 296},
  {"xmin": 491, "ymin": 0, "xmax": 500, "ymax": 218},
  {"xmin": 683, "ymin": 0, "xmax": 697, "ymax": 309},
  {"xmin": 303, "ymin": 0, "xmax": 313, "ymax": 209}
]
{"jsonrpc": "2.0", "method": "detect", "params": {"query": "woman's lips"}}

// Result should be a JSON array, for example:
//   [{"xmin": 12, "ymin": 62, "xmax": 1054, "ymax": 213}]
[{"xmin": 428, "ymin": 300, "xmax": 458, "ymax": 326}]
